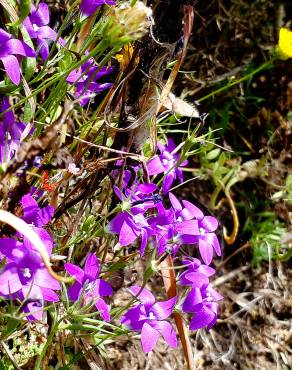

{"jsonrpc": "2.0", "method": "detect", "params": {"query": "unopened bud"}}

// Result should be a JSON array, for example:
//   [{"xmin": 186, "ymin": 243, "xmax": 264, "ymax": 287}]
[{"xmin": 104, "ymin": 1, "xmax": 152, "ymax": 44}]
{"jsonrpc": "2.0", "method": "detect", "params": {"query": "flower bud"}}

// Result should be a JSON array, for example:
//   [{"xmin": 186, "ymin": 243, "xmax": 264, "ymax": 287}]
[{"xmin": 103, "ymin": 1, "xmax": 152, "ymax": 45}]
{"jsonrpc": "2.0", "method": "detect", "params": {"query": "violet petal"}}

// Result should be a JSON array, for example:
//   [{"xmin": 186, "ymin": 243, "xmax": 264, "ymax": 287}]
[
  {"xmin": 200, "ymin": 216, "xmax": 218, "ymax": 232},
  {"xmin": 95, "ymin": 297, "xmax": 111, "ymax": 321},
  {"xmin": 1, "ymin": 55, "xmax": 20, "ymax": 85},
  {"xmin": 93, "ymin": 279, "xmax": 113, "ymax": 297},
  {"xmin": 34, "ymin": 268, "xmax": 61, "ymax": 290},
  {"xmin": 182, "ymin": 287, "xmax": 203, "ymax": 313},
  {"xmin": 141, "ymin": 322, "xmax": 160, "ymax": 353},
  {"xmin": 189, "ymin": 306, "xmax": 216, "ymax": 330},
  {"xmin": 147, "ymin": 156, "xmax": 165, "ymax": 176},
  {"xmin": 0, "ymin": 265, "xmax": 22, "ymax": 295},
  {"xmin": 84, "ymin": 253, "xmax": 99, "ymax": 280},
  {"xmin": 182, "ymin": 200, "xmax": 204, "ymax": 220},
  {"xmin": 153, "ymin": 320, "xmax": 177, "ymax": 348},
  {"xmin": 199, "ymin": 237, "xmax": 213, "ymax": 265},
  {"xmin": 150, "ymin": 296, "xmax": 176, "ymax": 320},
  {"xmin": 64, "ymin": 263, "xmax": 85, "ymax": 284},
  {"xmin": 128, "ymin": 286, "xmax": 155, "ymax": 306}
]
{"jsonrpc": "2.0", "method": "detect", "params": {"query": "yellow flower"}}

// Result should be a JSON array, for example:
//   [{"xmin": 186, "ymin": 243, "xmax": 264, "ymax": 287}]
[
  {"xmin": 277, "ymin": 28, "xmax": 292, "ymax": 60},
  {"xmin": 115, "ymin": 43, "xmax": 140, "ymax": 71}
]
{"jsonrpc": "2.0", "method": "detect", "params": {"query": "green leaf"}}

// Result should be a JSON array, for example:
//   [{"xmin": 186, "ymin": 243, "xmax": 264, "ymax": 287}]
[
  {"xmin": 4, "ymin": 317, "xmax": 20, "ymax": 337},
  {"xmin": 23, "ymin": 100, "xmax": 33, "ymax": 122},
  {"xmin": 9, "ymin": 0, "xmax": 31, "ymax": 26},
  {"xmin": 19, "ymin": 25, "xmax": 36, "ymax": 81},
  {"xmin": 206, "ymin": 148, "xmax": 221, "ymax": 160},
  {"xmin": 0, "ymin": 359, "xmax": 5, "ymax": 370}
]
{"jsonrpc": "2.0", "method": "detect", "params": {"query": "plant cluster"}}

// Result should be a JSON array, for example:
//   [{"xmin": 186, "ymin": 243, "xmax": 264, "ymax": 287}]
[{"xmin": 0, "ymin": 0, "xmax": 290, "ymax": 368}]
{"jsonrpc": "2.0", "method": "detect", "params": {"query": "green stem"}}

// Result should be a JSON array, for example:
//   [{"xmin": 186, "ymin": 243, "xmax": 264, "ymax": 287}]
[
  {"xmin": 197, "ymin": 59, "xmax": 275, "ymax": 102},
  {"xmin": 34, "ymin": 313, "xmax": 59, "ymax": 370}
]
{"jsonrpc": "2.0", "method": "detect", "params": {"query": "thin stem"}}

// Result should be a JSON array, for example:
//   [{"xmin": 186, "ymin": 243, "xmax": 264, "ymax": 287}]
[
  {"xmin": 197, "ymin": 59, "xmax": 275, "ymax": 102},
  {"xmin": 34, "ymin": 314, "xmax": 59, "ymax": 370}
]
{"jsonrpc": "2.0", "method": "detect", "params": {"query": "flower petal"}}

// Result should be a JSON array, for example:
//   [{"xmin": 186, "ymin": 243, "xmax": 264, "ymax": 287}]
[
  {"xmin": 41, "ymin": 287, "xmax": 60, "ymax": 302},
  {"xmin": 113, "ymin": 185, "xmax": 124, "ymax": 201},
  {"xmin": 34, "ymin": 268, "xmax": 61, "ymax": 290},
  {"xmin": 64, "ymin": 263, "xmax": 84, "ymax": 284},
  {"xmin": 180, "ymin": 271, "xmax": 209, "ymax": 287},
  {"xmin": 0, "ymin": 238, "xmax": 19, "ymax": 260},
  {"xmin": 141, "ymin": 322, "xmax": 160, "ymax": 353},
  {"xmin": 37, "ymin": 39, "xmax": 50, "ymax": 61},
  {"xmin": 67, "ymin": 282, "xmax": 82, "ymax": 301},
  {"xmin": 93, "ymin": 279, "xmax": 113, "ymax": 297},
  {"xmin": 31, "ymin": 3, "xmax": 50, "ymax": 25},
  {"xmin": 85, "ymin": 82, "xmax": 112, "ymax": 93},
  {"xmin": 206, "ymin": 233, "xmax": 221, "ymax": 257},
  {"xmin": 0, "ymin": 29, "xmax": 11, "ymax": 44},
  {"xmin": 21, "ymin": 195, "xmax": 39, "ymax": 223},
  {"xmin": 206, "ymin": 286, "xmax": 224, "ymax": 302},
  {"xmin": 22, "ymin": 17, "xmax": 35, "ymax": 36},
  {"xmin": 199, "ymin": 238, "xmax": 213, "ymax": 265},
  {"xmin": 182, "ymin": 200, "xmax": 204, "ymax": 220},
  {"xmin": 182, "ymin": 287, "xmax": 203, "ymax": 313},
  {"xmin": 169, "ymin": 192, "xmax": 182, "ymax": 211},
  {"xmin": 121, "ymin": 305, "xmax": 146, "ymax": 330},
  {"xmin": 0, "ymin": 39, "xmax": 36, "ymax": 57},
  {"xmin": 95, "ymin": 297, "xmax": 111, "ymax": 321},
  {"xmin": 1, "ymin": 55, "xmax": 20, "ymax": 85},
  {"xmin": 147, "ymin": 156, "xmax": 165, "ymax": 176},
  {"xmin": 189, "ymin": 305, "xmax": 216, "ymax": 330},
  {"xmin": 162, "ymin": 172, "xmax": 175, "ymax": 194},
  {"xmin": 37, "ymin": 26, "xmax": 57, "ymax": 40},
  {"xmin": 106, "ymin": 212, "xmax": 128, "ymax": 234},
  {"xmin": 153, "ymin": 320, "xmax": 177, "ymax": 348},
  {"xmin": 128, "ymin": 286, "xmax": 155, "ymax": 306},
  {"xmin": 198, "ymin": 264, "xmax": 216, "ymax": 277},
  {"xmin": 24, "ymin": 300, "xmax": 44, "ymax": 321},
  {"xmin": 139, "ymin": 228, "xmax": 148, "ymax": 257},
  {"xmin": 80, "ymin": 0, "xmax": 116, "ymax": 16},
  {"xmin": 150, "ymin": 296, "xmax": 177, "ymax": 320},
  {"xmin": 0, "ymin": 265, "xmax": 22, "ymax": 295},
  {"xmin": 38, "ymin": 205, "xmax": 54, "ymax": 226},
  {"xmin": 119, "ymin": 219, "xmax": 139, "ymax": 246},
  {"xmin": 176, "ymin": 220, "xmax": 199, "ymax": 235},
  {"xmin": 66, "ymin": 69, "xmax": 83, "ymax": 83},
  {"xmin": 84, "ymin": 253, "xmax": 99, "ymax": 280},
  {"xmin": 136, "ymin": 183, "xmax": 157, "ymax": 194},
  {"xmin": 28, "ymin": 227, "xmax": 53, "ymax": 255},
  {"xmin": 200, "ymin": 216, "xmax": 218, "ymax": 232}
]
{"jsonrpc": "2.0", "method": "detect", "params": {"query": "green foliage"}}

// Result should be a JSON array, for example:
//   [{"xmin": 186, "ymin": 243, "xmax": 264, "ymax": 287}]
[{"xmin": 245, "ymin": 212, "xmax": 289, "ymax": 266}]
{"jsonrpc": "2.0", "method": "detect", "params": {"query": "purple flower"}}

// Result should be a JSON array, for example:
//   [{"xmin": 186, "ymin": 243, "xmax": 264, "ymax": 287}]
[
  {"xmin": 107, "ymin": 211, "xmax": 153, "ymax": 256},
  {"xmin": 0, "ymin": 28, "xmax": 36, "ymax": 85},
  {"xmin": 114, "ymin": 182, "xmax": 160, "ymax": 213},
  {"xmin": 0, "ymin": 194, "xmax": 58, "ymax": 320},
  {"xmin": 148, "ymin": 201, "xmax": 200, "ymax": 256},
  {"xmin": 0, "ymin": 232, "xmax": 60, "ymax": 321},
  {"xmin": 21, "ymin": 194, "xmax": 54, "ymax": 228},
  {"xmin": 64, "ymin": 253, "xmax": 113, "ymax": 321},
  {"xmin": 106, "ymin": 183, "xmax": 161, "ymax": 256},
  {"xmin": 0, "ymin": 97, "xmax": 27, "ymax": 163},
  {"xmin": 80, "ymin": 0, "xmax": 116, "ymax": 17},
  {"xmin": 66, "ymin": 58, "xmax": 113, "ymax": 106},
  {"xmin": 182, "ymin": 284, "xmax": 223, "ymax": 331},
  {"xmin": 111, "ymin": 159, "xmax": 142, "ymax": 189},
  {"xmin": 147, "ymin": 138, "xmax": 188, "ymax": 193},
  {"xmin": 121, "ymin": 286, "xmax": 177, "ymax": 353},
  {"xmin": 167, "ymin": 193, "xmax": 221, "ymax": 265},
  {"xmin": 179, "ymin": 199, "xmax": 221, "ymax": 265},
  {"xmin": 23, "ymin": 3, "xmax": 64, "ymax": 61},
  {"xmin": 179, "ymin": 257, "xmax": 216, "ymax": 287}
]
